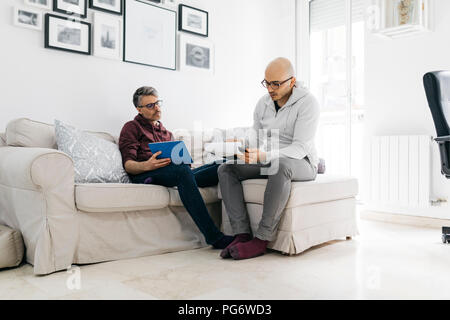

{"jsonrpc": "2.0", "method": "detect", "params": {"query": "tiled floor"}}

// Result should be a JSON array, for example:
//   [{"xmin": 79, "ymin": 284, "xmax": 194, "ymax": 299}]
[{"xmin": 1, "ymin": 218, "xmax": 449, "ymax": 300}]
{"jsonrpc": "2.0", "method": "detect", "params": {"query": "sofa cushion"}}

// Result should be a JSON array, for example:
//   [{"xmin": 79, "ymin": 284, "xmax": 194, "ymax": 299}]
[
  {"xmin": 172, "ymin": 128, "xmax": 250, "ymax": 168},
  {"xmin": 75, "ymin": 183, "xmax": 170, "ymax": 213},
  {"xmin": 0, "ymin": 225, "xmax": 24, "ymax": 269},
  {"xmin": 168, "ymin": 186, "xmax": 219, "ymax": 207},
  {"xmin": 5, "ymin": 118, "xmax": 116, "ymax": 148},
  {"xmin": 218, "ymin": 174, "xmax": 358, "ymax": 208},
  {"xmin": 172, "ymin": 128, "xmax": 219, "ymax": 168}
]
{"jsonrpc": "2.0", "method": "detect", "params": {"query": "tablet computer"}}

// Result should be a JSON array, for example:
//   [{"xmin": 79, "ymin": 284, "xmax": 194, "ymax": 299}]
[{"xmin": 148, "ymin": 141, "xmax": 193, "ymax": 164}]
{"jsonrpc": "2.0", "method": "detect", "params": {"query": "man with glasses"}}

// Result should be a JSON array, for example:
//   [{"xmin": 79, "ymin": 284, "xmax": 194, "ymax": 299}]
[
  {"xmin": 218, "ymin": 57, "xmax": 320, "ymax": 260},
  {"xmin": 118, "ymin": 86, "xmax": 235, "ymax": 250}
]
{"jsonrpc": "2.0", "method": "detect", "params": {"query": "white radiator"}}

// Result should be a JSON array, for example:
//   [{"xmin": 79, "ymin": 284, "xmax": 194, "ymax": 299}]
[{"xmin": 367, "ymin": 135, "xmax": 432, "ymax": 208}]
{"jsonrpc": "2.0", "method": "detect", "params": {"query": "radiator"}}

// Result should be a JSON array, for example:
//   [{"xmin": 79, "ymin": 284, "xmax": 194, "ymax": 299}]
[{"xmin": 367, "ymin": 135, "xmax": 431, "ymax": 208}]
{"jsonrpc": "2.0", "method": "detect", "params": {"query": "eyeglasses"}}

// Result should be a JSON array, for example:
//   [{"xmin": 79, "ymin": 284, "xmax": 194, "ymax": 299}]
[
  {"xmin": 261, "ymin": 77, "xmax": 293, "ymax": 90},
  {"xmin": 138, "ymin": 100, "xmax": 163, "ymax": 109}
]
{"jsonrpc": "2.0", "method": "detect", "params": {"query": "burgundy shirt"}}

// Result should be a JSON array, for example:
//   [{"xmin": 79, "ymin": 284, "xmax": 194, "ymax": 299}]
[{"xmin": 119, "ymin": 114, "xmax": 174, "ymax": 166}]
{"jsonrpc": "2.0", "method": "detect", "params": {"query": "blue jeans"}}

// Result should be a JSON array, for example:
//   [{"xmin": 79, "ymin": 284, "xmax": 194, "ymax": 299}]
[{"xmin": 130, "ymin": 162, "xmax": 223, "ymax": 245}]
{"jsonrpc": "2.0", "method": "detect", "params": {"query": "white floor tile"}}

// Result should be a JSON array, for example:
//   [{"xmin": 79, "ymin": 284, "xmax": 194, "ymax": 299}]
[{"xmin": 1, "ymin": 219, "xmax": 449, "ymax": 300}]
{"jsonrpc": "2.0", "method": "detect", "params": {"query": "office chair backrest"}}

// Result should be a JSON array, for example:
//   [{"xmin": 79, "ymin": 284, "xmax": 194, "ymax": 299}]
[
  {"xmin": 423, "ymin": 71, "xmax": 450, "ymax": 137},
  {"xmin": 424, "ymin": 71, "xmax": 450, "ymax": 178}
]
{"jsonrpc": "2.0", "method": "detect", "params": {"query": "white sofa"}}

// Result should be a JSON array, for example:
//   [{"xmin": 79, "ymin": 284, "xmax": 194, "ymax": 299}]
[{"xmin": 0, "ymin": 118, "xmax": 359, "ymax": 275}]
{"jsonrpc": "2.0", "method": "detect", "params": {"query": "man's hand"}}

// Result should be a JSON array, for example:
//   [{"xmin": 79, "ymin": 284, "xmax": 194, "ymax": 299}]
[
  {"xmin": 237, "ymin": 148, "xmax": 266, "ymax": 164},
  {"xmin": 124, "ymin": 152, "xmax": 171, "ymax": 175},
  {"xmin": 144, "ymin": 151, "xmax": 171, "ymax": 171}
]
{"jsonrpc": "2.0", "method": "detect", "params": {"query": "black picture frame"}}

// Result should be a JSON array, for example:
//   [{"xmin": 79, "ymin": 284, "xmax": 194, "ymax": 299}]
[
  {"xmin": 123, "ymin": 0, "xmax": 177, "ymax": 70},
  {"xmin": 89, "ymin": 0, "xmax": 123, "ymax": 15},
  {"xmin": 178, "ymin": 4, "xmax": 208, "ymax": 37},
  {"xmin": 53, "ymin": 0, "xmax": 87, "ymax": 19},
  {"xmin": 45, "ymin": 13, "xmax": 92, "ymax": 55}
]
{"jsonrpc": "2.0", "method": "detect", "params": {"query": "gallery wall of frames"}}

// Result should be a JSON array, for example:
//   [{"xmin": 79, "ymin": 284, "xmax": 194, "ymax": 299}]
[{"xmin": 13, "ymin": 0, "xmax": 214, "ymax": 73}]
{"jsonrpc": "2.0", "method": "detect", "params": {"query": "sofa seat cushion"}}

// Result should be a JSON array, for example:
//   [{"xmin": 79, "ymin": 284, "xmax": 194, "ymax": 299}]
[
  {"xmin": 75, "ymin": 183, "xmax": 170, "ymax": 213},
  {"xmin": 218, "ymin": 174, "xmax": 358, "ymax": 208},
  {"xmin": 168, "ymin": 186, "xmax": 219, "ymax": 207}
]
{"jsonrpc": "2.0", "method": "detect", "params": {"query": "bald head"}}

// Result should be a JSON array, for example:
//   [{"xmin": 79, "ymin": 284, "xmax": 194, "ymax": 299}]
[
  {"xmin": 265, "ymin": 57, "xmax": 295, "ymax": 79},
  {"xmin": 263, "ymin": 57, "xmax": 297, "ymax": 104}
]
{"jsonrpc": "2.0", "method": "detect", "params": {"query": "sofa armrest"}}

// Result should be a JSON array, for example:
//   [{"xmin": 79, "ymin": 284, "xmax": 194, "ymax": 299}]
[
  {"xmin": 0, "ymin": 147, "xmax": 73, "ymax": 189},
  {"xmin": 0, "ymin": 147, "xmax": 78, "ymax": 274}
]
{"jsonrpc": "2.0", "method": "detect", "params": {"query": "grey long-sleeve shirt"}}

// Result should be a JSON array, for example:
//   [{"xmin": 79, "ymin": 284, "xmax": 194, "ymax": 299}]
[{"xmin": 251, "ymin": 86, "xmax": 320, "ymax": 170}]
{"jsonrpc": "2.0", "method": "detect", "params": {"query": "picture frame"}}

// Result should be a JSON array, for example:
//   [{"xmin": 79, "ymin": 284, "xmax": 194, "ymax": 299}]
[
  {"xmin": 45, "ymin": 13, "xmax": 91, "ymax": 55},
  {"xmin": 123, "ymin": 0, "xmax": 176, "ymax": 70},
  {"xmin": 24, "ymin": 0, "xmax": 52, "ymax": 10},
  {"xmin": 179, "ymin": 34, "xmax": 214, "ymax": 75},
  {"xmin": 13, "ymin": 6, "xmax": 43, "ymax": 31},
  {"xmin": 178, "ymin": 4, "xmax": 208, "ymax": 37},
  {"xmin": 93, "ymin": 12, "xmax": 121, "ymax": 60},
  {"xmin": 392, "ymin": 0, "xmax": 418, "ymax": 27},
  {"xmin": 89, "ymin": 0, "xmax": 122, "ymax": 16},
  {"xmin": 53, "ymin": 0, "xmax": 87, "ymax": 19}
]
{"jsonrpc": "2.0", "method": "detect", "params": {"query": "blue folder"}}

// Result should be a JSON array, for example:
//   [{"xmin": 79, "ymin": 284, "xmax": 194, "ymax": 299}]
[{"xmin": 148, "ymin": 141, "xmax": 193, "ymax": 164}]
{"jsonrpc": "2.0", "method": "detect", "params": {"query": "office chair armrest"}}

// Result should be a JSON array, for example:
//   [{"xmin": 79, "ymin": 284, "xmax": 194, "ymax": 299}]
[{"xmin": 435, "ymin": 135, "xmax": 450, "ymax": 143}]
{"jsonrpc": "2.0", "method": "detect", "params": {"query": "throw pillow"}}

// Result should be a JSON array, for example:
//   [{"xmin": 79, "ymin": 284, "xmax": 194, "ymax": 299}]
[{"xmin": 54, "ymin": 120, "xmax": 130, "ymax": 184}]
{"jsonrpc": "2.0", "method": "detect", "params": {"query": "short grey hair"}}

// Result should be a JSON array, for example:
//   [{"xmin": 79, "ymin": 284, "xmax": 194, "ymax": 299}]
[{"xmin": 133, "ymin": 86, "xmax": 159, "ymax": 108}]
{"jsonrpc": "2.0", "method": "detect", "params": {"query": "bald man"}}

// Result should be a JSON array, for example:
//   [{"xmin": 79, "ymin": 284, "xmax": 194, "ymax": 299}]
[{"xmin": 218, "ymin": 57, "xmax": 320, "ymax": 260}]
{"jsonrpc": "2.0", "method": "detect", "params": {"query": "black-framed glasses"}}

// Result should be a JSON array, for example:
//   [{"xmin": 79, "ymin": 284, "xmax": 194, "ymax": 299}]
[
  {"xmin": 261, "ymin": 77, "xmax": 293, "ymax": 90},
  {"xmin": 138, "ymin": 100, "xmax": 163, "ymax": 109}
]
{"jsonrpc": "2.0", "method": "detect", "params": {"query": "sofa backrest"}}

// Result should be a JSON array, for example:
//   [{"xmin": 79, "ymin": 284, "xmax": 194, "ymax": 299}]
[
  {"xmin": 3, "ymin": 118, "xmax": 252, "ymax": 167},
  {"xmin": 5, "ymin": 118, "xmax": 116, "ymax": 149},
  {"xmin": 172, "ymin": 126, "xmax": 251, "ymax": 165},
  {"xmin": 172, "ymin": 128, "xmax": 222, "ymax": 165}
]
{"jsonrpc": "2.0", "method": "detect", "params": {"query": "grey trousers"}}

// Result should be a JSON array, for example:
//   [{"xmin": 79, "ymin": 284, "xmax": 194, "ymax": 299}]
[{"xmin": 218, "ymin": 157, "xmax": 317, "ymax": 241}]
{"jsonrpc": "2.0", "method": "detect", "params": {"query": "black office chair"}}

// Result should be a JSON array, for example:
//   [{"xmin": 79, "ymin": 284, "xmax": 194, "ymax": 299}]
[
  {"xmin": 423, "ymin": 71, "xmax": 450, "ymax": 178},
  {"xmin": 423, "ymin": 71, "xmax": 450, "ymax": 243}
]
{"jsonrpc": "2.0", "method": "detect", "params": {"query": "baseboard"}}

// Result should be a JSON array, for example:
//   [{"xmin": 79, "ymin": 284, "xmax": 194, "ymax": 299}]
[{"xmin": 360, "ymin": 210, "xmax": 450, "ymax": 229}]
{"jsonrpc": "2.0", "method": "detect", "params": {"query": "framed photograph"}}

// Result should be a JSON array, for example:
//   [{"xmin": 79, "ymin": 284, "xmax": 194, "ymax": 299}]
[
  {"xmin": 45, "ymin": 13, "xmax": 91, "ymax": 55},
  {"xmin": 24, "ymin": 0, "xmax": 52, "ymax": 10},
  {"xmin": 124, "ymin": 0, "xmax": 176, "ymax": 70},
  {"xmin": 14, "ymin": 6, "xmax": 43, "ymax": 31},
  {"xmin": 179, "ymin": 34, "xmax": 214, "ymax": 74},
  {"xmin": 178, "ymin": 4, "xmax": 208, "ymax": 37},
  {"xmin": 93, "ymin": 12, "xmax": 121, "ymax": 60},
  {"xmin": 89, "ymin": 0, "xmax": 122, "ymax": 15},
  {"xmin": 392, "ymin": 0, "xmax": 418, "ymax": 26},
  {"xmin": 53, "ymin": 0, "xmax": 87, "ymax": 19}
]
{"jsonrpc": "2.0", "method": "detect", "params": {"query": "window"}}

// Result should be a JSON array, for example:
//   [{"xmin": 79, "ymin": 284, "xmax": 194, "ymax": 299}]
[{"xmin": 309, "ymin": 0, "xmax": 365, "ymax": 189}]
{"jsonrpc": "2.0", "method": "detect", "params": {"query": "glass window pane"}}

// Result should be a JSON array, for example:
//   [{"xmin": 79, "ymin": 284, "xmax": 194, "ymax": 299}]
[{"xmin": 309, "ymin": 0, "xmax": 365, "ymax": 184}]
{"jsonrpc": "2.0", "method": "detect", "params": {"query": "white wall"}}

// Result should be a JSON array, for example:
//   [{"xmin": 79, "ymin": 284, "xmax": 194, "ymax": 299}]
[
  {"xmin": 364, "ymin": 0, "xmax": 450, "ymax": 218},
  {"xmin": 0, "ymin": 0, "xmax": 296, "ymax": 137}
]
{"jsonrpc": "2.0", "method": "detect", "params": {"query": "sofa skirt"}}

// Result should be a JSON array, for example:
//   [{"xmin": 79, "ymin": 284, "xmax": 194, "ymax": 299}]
[{"xmin": 73, "ymin": 202, "xmax": 221, "ymax": 266}]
